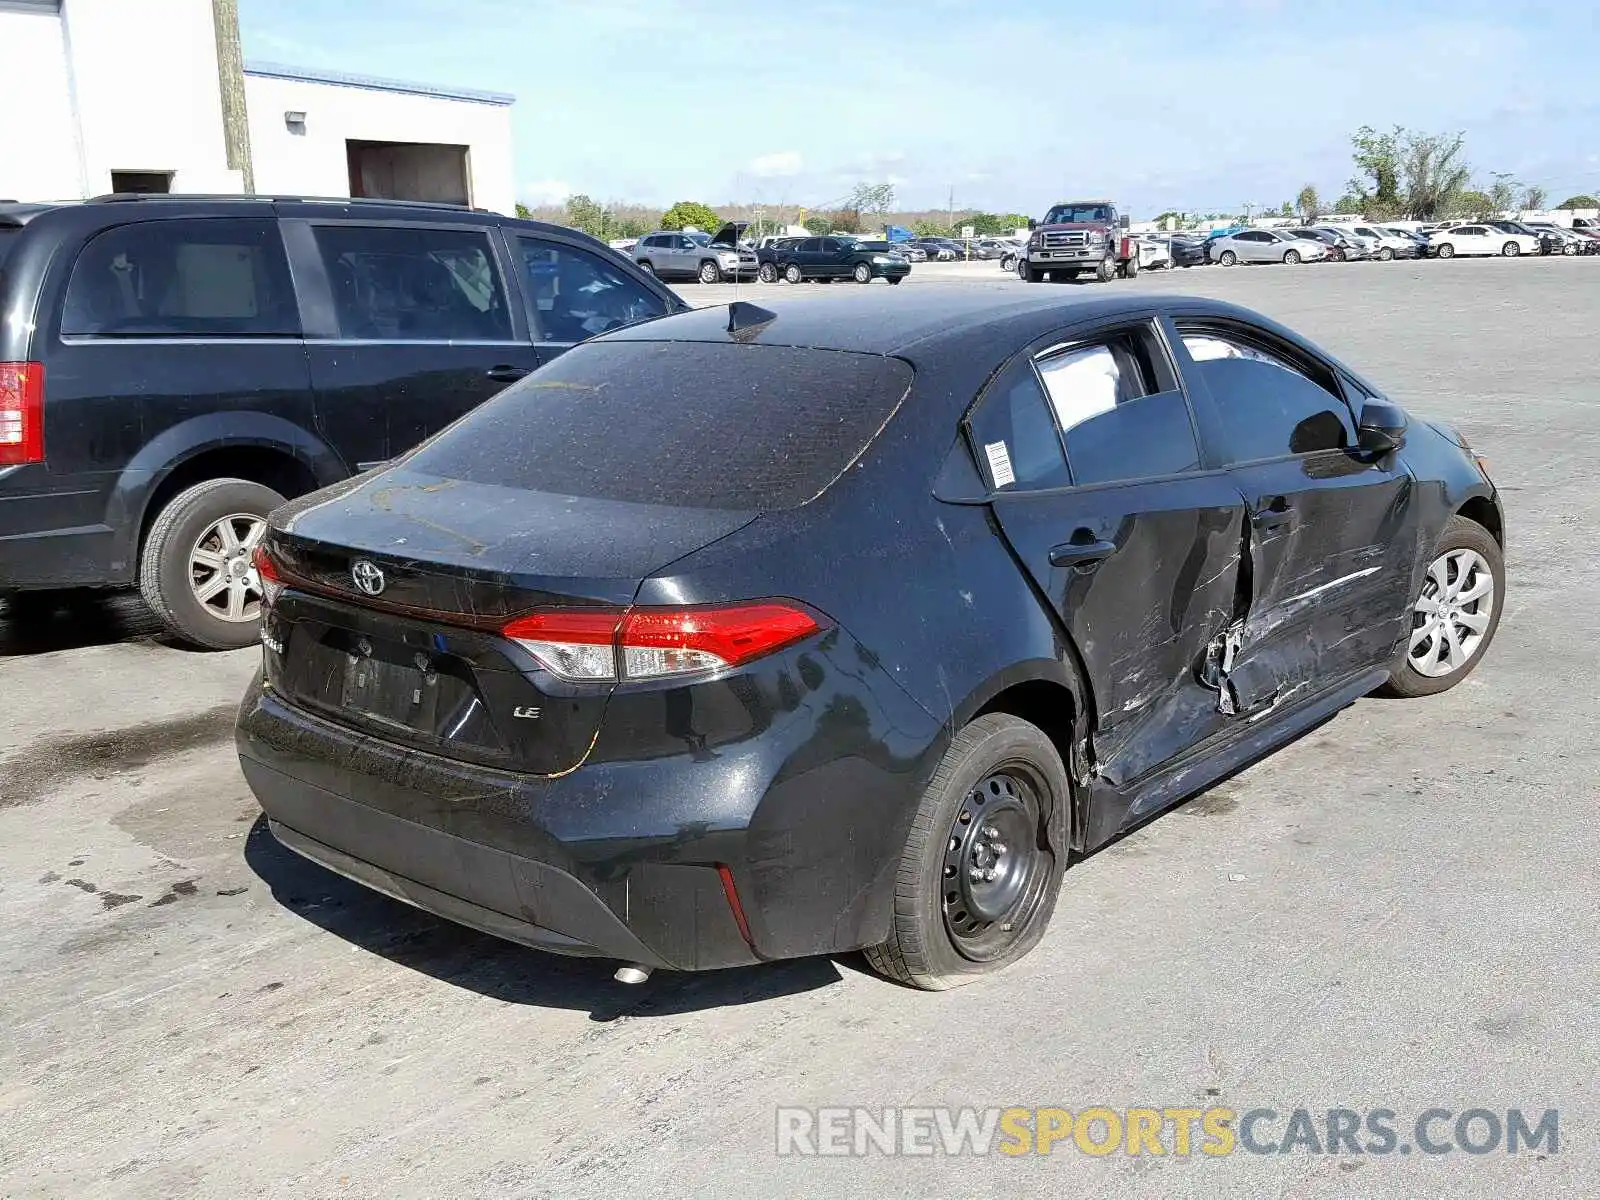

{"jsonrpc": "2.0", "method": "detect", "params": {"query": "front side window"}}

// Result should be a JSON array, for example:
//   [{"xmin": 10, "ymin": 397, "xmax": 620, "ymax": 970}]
[
  {"xmin": 62, "ymin": 218, "xmax": 298, "ymax": 337},
  {"xmin": 313, "ymin": 224, "xmax": 512, "ymax": 341},
  {"xmin": 1035, "ymin": 331, "xmax": 1199, "ymax": 486},
  {"xmin": 1179, "ymin": 326, "xmax": 1355, "ymax": 462},
  {"xmin": 518, "ymin": 238, "xmax": 666, "ymax": 344}
]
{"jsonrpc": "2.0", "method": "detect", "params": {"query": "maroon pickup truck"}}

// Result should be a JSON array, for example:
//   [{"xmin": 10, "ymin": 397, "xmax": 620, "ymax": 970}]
[{"xmin": 1022, "ymin": 199, "xmax": 1137, "ymax": 283}]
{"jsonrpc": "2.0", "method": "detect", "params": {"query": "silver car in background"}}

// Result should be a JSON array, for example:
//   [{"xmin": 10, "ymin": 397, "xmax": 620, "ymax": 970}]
[{"xmin": 1209, "ymin": 228, "xmax": 1329, "ymax": 265}]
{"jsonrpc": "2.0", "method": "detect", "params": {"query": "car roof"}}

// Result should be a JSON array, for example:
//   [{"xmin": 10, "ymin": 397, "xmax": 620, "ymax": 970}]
[{"xmin": 601, "ymin": 289, "xmax": 1264, "ymax": 358}]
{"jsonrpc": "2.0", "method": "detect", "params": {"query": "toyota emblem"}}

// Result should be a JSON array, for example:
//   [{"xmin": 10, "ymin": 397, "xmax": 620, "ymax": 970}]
[{"xmin": 350, "ymin": 559, "xmax": 386, "ymax": 596}]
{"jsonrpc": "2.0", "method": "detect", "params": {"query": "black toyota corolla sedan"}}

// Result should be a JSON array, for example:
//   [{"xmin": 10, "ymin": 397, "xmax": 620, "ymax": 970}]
[{"xmin": 237, "ymin": 290, "xmax": 1506, "ymax": 990}]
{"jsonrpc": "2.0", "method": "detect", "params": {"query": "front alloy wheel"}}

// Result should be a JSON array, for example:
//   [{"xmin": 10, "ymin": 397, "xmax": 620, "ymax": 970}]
[
  {"xmin": 783, "ymin": 263, "xmax": 803, "ymax": 284},
  {"xmin": 1381, "ymin": 515, "xmax": 1504, "ymax": 697},
  {"xmin": 698, "ymin": 260, "xmax": 722, "ymax": 284},
  {"xmin": 853, "ymin": 262, "xmax": 873, "ymax": 283}
]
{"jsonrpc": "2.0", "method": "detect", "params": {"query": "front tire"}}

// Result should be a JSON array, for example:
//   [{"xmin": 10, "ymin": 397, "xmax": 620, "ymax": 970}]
[
  {"xmin": 1021, "ymin": 261, "xmax": 1043, "ymax": 283},
  {"xmin": 1283, "ymin": 249, "xmax": 1301, "ymax": 265},
  {"xmin": 853, "ymin": 262, "xmax": 873, "ymax": 284},
  {"xmin": 637, "ymin": 260, "xmax": 656, "ymax": 277},
  {"xmin": 1218, "ymin": 250, "xmax": 1238, "ymax": 266},
  {"xmin": 783, "ymin": 263, "xmax": 803, "ymax": 284},
  {"xmin": 139, "ymin": 478, "xmax": 285, "ymax": 650},
  {"xmin": 864, "ymin": 714, "xmax": 1068, "ymax": 990},
  {"xmin": 1378, "ymin": 247, "xmax": 1394, "ymax": 261},
  {"xmin": 757, "ymin": 262, "xmax": 778, "ymax": 283},
  {"xmin": 698, "ymin": 260, "xmax": 721, "ymax": 284},
  {"xmin": 1379, "ymin": 515, "xmax": 1504, "ymax": 698},
  {"xmin": 1436, "ymin": 243, "xmax": 1456, "ymax": 259},
  {"xmin": 1501, "ymin": 241, "xmax": 1520, "ymax": 257},
  {"xmin": 1095, "ymin": 255, "xmax": 1117, "ymax": 282}
]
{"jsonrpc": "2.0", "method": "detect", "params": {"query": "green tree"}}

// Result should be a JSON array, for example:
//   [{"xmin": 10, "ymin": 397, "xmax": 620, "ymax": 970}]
[
  {"xmin": 1453, "ymin": 190, "xmax": 1493, "ymax": 218},
  {"xmin": 1400, "ymin": 131, "xmax": 1470, "ymax": 220},
  {"xmin": 1348, "ymin": 125, "xmax": 1403, "ymax": 209},
  {"xmin": 912, "ymin": 218, "xmax": 951, "ymax": 237},
  {"xmin": 848, "ymin": 182, "xmax": 896, "ymax": 227},
  {"xmin": 660, "ymin": 200, "xmax": 722, "ymax": 232},
  {"xmin": 1521, "ymin": 184, "xmax": 1548, "ymax": 211},
  {"xmin": 514, "ymin": 202, "xmax": 533, "ymax": 219},
  {"xmin": 1296, "ymin": 185, "xmax": 1321, "ymax": 222},
  {"xmin": 1557, "ymin": 194, "xmax": 1598, "ymax": 209},
  {"xmin": 1485, "ymin": 172, "xmax": 1517, "ymax": 216},
  {"xmin": 1152, "ymin": 210, "xmax": 1182, "ymax": 228},
  {"xmin": 1333, "ymin": 194, "xmax": 1365, "ymax": 215},
  {"xmin": 562, "ymin": 194, "xmax": 609, "ymax": 237}
]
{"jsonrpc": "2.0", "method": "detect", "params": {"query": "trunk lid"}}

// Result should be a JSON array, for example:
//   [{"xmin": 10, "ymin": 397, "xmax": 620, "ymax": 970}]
[{"xmin": 264, "ymin": 466, "xmax": 758, "ymax": 774}]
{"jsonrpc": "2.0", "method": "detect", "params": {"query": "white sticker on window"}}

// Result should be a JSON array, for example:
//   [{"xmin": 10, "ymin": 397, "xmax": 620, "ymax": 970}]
[{"xmin": 984, "ymin": 440, "xmax": 1016, "ymax": 488}]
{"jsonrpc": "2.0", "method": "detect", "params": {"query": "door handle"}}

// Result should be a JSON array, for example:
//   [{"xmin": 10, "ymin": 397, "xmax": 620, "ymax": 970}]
[
  {"xmin": 1250, "ymin": 498, "xmax": 1295, "ymax": 531},
  {"xmin": 1049, "ymin": 538, "xmax": 1118, "ymax": 569},
  {"xmin": 486, "ymin": 365, "xmax": 531, "ymax": 383}
]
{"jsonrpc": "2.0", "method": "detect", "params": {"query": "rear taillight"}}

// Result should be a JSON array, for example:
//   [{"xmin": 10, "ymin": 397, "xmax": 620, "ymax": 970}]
[
  {"xmin": 503, "ymin": 602, "xmax": 823, "ymax": 683},
  {"xmin": 0, "ymin": 361, "xmax": 44, "ymax": 466},
  {"xmin": 251, "ymin": 543, "xmax": 284, "ymax": 608}
]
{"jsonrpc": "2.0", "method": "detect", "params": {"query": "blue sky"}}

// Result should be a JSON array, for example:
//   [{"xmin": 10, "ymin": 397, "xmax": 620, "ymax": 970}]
[{"xmin": 241, "ymin": 0, "xmax": 1600, "ymax": 216}]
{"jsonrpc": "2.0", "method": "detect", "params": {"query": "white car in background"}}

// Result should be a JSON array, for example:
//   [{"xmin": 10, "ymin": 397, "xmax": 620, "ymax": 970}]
[
  {"xmin": 1426, "ymin": 224, "xmax": 1541, "ymax": 258},
  {"xmin": 1344, "ymin": 224, "xmax": 1415, "ymax": 260},
  {"xmin": 1209, "ymin": 228, "xmax": 1330, "ymax": 265},
  {"xmin": 1135, "ymin": 236, "xmax": 1173, "ymax": 270}
]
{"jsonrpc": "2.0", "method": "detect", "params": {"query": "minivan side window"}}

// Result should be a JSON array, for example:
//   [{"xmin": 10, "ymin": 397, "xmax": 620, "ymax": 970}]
[
  {"xmin": 1035, "ymin": 328, "xmax": 1201, "ymax": 486},
  {"xmin": 1179, "ymin": 327, "xmax": 1355, "ymax": 461},
  {"xmin": 518, "ymin": 237, "xmax": 667, "ymax": 343},
  {"xmin": 312, "ymin": 224, "xmax": 512, "ymax": 342},
  {"xmin": 61, "ymin": 218, "xmax": 299, "ymax": 338}
]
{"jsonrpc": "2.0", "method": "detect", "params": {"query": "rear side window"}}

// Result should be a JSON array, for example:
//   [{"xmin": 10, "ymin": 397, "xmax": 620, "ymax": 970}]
[
  {"xmin": 1035, "ymin": 328, "xmax": 1200, "ymax": 486},
  {"xmin": 61, "ymin": 218, "xmax": 298, "ymax": 337},
  {"xmin": 966, "ymin": 359, "xmax": 1071, "ymax": 491},
  {"xmin": 1179, "ymin": 327, "xmax": 1355, "ymax": 461},
  {"xmin": 518, "ymin": 237, "xmax": 666, "ymax": 344},
  {"xmin": 312, "ymin": 224, "xmax": 512, "ymax": 342},
  {"xmin": 410, "ymin": 340, "xmax": 913, "ymax": 510}
]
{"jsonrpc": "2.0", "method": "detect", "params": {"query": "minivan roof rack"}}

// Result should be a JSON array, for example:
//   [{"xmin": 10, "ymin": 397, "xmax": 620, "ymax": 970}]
[{"xmin": 88, "ymin": 193, "xmax": 487, "ymax": 212}]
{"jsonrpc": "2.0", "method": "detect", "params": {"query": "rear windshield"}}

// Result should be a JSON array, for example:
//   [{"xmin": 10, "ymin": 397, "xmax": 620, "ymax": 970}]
[{"xmin": 409, "ymin": 340, "xmax": 914, "ymax": 510}]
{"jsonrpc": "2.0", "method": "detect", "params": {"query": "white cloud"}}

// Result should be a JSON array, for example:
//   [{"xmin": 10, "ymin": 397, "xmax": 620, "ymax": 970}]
[
  {"xmin": 749, "ymin": 152, "xmax": 803, "ymax": 178},
  {"xmin": 521, "ymin": 180, "xmax": 573, "ymax": 205}
]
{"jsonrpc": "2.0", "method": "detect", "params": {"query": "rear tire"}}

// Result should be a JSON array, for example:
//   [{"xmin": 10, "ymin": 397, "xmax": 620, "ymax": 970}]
[
  {"xmin": 783, "ymin": 263, "xmax": 803, "ymax": 284},
  {"xmin": 864, "ymin": 713, "xmax": 1069, "ymax": 990},
  {"xmin": 1501, "ymin": 241, "xmax": 1520, "ymax": 257},
  {"xmin": 139, "ymin": 478, "xmax": 285, "ymax": 651},
  {"xmin": 1124, "ymin": 254, "xmax": 1140, "ymax": 278},
  {"xmin": 1378, "ymin": 515, "xmax": 1504, "ymax": 698},
  {"xmin": 1219, "ymin": 250, "xmax": 1238, "ymax": 266},
  {"xmin": 757, "ymin": 262, "xmax": 778, "ymax": 283}
]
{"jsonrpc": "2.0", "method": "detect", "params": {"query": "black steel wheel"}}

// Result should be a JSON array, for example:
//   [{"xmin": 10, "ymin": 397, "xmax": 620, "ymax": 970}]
[{"xmin": 865, "ymin": 713, "xmax": 1069, "ymax": 989}]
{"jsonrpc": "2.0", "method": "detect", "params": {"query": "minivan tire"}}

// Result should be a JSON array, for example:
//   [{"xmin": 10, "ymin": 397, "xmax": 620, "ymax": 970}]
[
  {"xmin": 140, "ymin": 478, "xmax": 285, "ymax": 651},
  {"xmin": 865, "ymin": 713, "xmax": 1068, "ymax": 990}
]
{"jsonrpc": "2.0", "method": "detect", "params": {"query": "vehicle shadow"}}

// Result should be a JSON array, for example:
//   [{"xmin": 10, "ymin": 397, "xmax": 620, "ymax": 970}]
[
  {"xmin": 241, "ymin": 815, "xmax": 842, "ymax": 1021},
  {"xmin": 0, "ymin": 590, "xmax": 166, "ymax": 656}
]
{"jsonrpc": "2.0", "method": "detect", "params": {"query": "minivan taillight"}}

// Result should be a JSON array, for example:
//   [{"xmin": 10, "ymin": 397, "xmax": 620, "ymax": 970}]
[
  {"xmin": 0, "ymin": 361, "xmax": 44, "ymax": 466},
  {"xmin": 503, "ymin": 603, "xmax": 824, "ymax": 683}
]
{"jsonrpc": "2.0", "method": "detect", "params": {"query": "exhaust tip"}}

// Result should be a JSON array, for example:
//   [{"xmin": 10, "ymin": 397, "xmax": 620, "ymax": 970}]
[{"xmin": 613, "ymin": 964, "xmax": 652, "ymax": 985}]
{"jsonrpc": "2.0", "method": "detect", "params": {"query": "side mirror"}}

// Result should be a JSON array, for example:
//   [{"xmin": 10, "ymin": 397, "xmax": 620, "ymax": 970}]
[
  {"xmin": 1357, "ymin": 398, "xmax": 1408, "ymax": 453},
  {"xmin": 1119, "ymin": 215, "xmax": 1131, "ymax": 230},
  {"xmin": 1027, "ymin": 218, "xmax": 1038, "ymax": 231}
]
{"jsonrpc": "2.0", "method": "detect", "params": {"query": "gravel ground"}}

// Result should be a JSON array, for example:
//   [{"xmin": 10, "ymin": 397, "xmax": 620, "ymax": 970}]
[{"xmin": 1, "ymin": 256, "xmax": 1595, "ymax": 1198}]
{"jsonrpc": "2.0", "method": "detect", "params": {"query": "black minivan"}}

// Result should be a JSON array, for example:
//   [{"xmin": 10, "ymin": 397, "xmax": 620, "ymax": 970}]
[{"xmin": 0, "ymin": 195, "xmax": 681, "ymax": 648}]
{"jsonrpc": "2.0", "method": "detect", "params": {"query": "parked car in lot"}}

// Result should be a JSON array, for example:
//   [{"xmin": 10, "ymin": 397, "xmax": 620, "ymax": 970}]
[
  {"xmin": 1311, "ymin": 226, "xmax": 1374, "ymax": 261},
  {"xmin": 892, "ymin": 242, "xmax": 928, "ymax": 263},
  {"xmin": 238, "ymin": 289, "xmax": 1505, "ymax": 989},
  {"xmin": 1522, "ymin": 223, "xmax": 1587, "ymax": 255},
  {"xmin": 1343, "ymin": 225, "xmax": 1419, "ymax": 260},
  {"xmin": 0, "ymin": 195, "xmax": 680, "ymax": 648},
  {"xmin": 911, "ymin": 237, "xmax": 958, "ymax": 261},
  {"xmin": 1426, "ymin": 224, "xmax": 1541, "ymax": 258},
  {"xmin": 999, "ymin": 243, "xmax": 1022, "ymax": 271},
  {"xmin": 1210, "ymin": 228, "xmax": 1329, "ymax": 265},
  {"xmin": 1168, "ymin": 233, "xmax": 1210, "ymax": 267},
  {"xmin": 1379, "ymin": 227, "xmax": 1431, "ymax": 258},
  {"xmin": 634, "ymin": 224, "xmax": 757, "ymax": 282},
  {"xmin": 1485, "ymin": 220, "xmax": 1562, "ymax": 256},
  {"xmin": 769, "ymin": 236, "xmax": 910, "ymax": 283},
  {"xmin": 1134, "ymin": 236, "xmax": 1174, "ymax": 270}
]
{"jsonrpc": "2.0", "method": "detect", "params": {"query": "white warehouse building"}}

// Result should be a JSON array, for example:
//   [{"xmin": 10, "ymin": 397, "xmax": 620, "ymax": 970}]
[{"xmin": 0, "ymin": 0, "xmax": 516, "ymax": 212}]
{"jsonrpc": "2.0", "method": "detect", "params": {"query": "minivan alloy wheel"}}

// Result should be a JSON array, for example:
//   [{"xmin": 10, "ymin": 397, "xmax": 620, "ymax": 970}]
[
  {"xmin": 1408, "ymin": 548, "xmax": 1495, "ymax": 678},
  {"xmin": 190, "ymin": 513, "xmax": 268, "ymax": 623}
]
